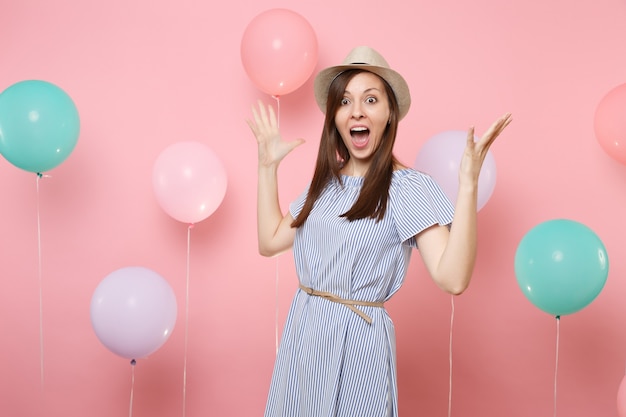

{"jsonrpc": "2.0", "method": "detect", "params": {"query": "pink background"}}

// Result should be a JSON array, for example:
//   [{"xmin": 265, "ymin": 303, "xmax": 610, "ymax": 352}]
[{"xmin": 2, "ymin": 0, "xmax": 626, "ymax": 416}]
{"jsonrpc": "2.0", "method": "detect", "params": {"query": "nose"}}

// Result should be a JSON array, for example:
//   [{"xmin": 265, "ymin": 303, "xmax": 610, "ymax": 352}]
[{"xmin": 351, "ymin": 103, "xmax": 364, "ymax": 119}]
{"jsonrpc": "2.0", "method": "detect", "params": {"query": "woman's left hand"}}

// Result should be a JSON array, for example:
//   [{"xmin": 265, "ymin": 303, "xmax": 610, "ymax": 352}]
[{"xmin": 460, "ymin": 113, "xmax": 512, "ymax": 182}]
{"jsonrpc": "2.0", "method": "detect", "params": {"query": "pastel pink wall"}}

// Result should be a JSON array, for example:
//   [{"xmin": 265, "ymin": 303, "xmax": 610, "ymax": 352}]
[{"xmin": 1, "ymin": 0, "xmax": 626, "ymax": 416}]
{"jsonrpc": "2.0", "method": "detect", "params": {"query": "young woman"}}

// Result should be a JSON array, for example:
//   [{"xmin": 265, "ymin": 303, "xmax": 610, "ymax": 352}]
[{"xmin": 247, "ymin": 46, "xmax": 512, "ymax": 416}]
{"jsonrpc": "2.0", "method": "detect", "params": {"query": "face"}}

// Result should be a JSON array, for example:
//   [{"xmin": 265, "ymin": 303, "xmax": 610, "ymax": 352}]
[{"xmin": 334, "ymin": 71, "xmax": 391, "ymax": 175}]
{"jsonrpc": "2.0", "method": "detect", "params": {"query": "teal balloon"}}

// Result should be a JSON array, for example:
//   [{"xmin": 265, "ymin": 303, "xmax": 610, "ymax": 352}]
[
  {"xmin": 0, "ymin": 80, "xmax": 80, "ymax": 173},
  {"xmin": 514, "ymin": 219, "xmax": 609, "ymax": 316}
]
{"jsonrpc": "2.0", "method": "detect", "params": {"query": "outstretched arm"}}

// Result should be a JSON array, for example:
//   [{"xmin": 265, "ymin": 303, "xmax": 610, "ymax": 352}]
[
  {"xmin": 417, "ymin": 113, "xmax": 513, "ymax": 294},
  {"xmin": 246, "ymin": 101, "xmax": 305, "ymax": 257}
]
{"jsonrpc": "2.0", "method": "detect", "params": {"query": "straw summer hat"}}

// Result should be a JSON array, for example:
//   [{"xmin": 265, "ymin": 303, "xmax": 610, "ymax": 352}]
[{"xmin": 313, "ymin": 46, "xmax": 411, "ymax": 120}]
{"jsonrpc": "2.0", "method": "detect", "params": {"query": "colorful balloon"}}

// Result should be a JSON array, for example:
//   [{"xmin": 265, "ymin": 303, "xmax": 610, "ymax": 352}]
[
  {"xmin": 241, "ymin": 8, "xmax": 318, "ymax": 96},
  {"xmin": 594, "ymin": 83, "xmax": 626, "ymax": 165},
  {"xmin": 413, "ymin": 130, "xmax": 496, "ymax": 211},
  {"xmin": 90, "ymin": 267, "xmax": 177, "ymax": 360},
  {"xmin": 152, "ymin": 141, "xmax": 227, "ymax": 224},
  {"xmin": 0, "ymin": 80, "xmax": 80, "ymax": 173},
  {"xmin": 514, "ymin": 219, "xmax": 609, "ymax": 316}
]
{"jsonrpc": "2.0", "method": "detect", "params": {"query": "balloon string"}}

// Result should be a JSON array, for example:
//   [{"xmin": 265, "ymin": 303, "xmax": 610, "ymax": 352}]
[
  {"xmin": 271, "ymin": 93, "xmax": 281, "ymax": 356},
  {"xmin": 183, "ymin": 224, "xmax": 193, "ymax": 417},
  {"xmin": 36, "ymin": 173, "xmax": 45, "ymax": 389},
  {"xmin": 272, "ymin": 95, "xmax": 281, "ymax": 127},
  {"xmin": 129, "ymin": 359, "xmax": 136, "ymax": 417},
  {"xmin": 274, "ymin": 257, "xmax": 279, "ymax": 355},
  {"xmin": 448, "ymin": 295, "xmax": 455, "ymax": 417},
  {"xmin": 553, "ymin": 316, "xmax": 560, "ymax": 417}
]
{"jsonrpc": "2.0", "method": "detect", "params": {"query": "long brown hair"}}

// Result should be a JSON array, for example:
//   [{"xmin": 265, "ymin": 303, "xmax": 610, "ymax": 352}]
[{"xmin": 291, "ymin": 69, "xmax": 401, "ymax": 228}]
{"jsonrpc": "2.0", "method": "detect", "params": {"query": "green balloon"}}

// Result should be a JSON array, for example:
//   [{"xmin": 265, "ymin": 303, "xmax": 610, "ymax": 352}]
[
  {"xmin": 514, "ymin": 219, "xmax": 609, "ymax": 316},
  {"xmin": 0, "ymin": 80, "xmax": 80, "ymax": 173}
]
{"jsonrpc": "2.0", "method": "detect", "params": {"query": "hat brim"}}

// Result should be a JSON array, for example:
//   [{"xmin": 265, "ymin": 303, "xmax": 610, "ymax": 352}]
[{"xmin": 313, "ymin": 64, "xmax": 411, "ymax": 120}]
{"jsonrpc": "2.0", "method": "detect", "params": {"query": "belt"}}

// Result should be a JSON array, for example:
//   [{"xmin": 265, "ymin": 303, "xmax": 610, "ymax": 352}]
[{"xmin": 299, "ymin": 284, "xmax": 384, "ymax": 324}]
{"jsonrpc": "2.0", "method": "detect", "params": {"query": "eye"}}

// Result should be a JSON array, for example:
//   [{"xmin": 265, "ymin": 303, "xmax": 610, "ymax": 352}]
[
  {"xmin": 365, "ymin": 96, "xmax": 377, "ymax": 104},
  {"xmin": 340, "ymin": 98, "xmax": 350, "ymax": 105}
]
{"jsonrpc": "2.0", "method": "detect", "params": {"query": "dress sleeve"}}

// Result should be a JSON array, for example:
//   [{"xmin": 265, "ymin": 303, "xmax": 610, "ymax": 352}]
[
  {"xmin": 289, "ymin": 185, "xmax": 310, "ymax": 219},
  {"xmin": 390, "ymin": 170, "xmax": 455, "ymax": 247}
]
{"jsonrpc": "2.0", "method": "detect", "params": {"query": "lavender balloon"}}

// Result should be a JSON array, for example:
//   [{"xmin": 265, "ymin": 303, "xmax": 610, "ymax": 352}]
[
  {"xmin": 414, "ymin": 130, "xmax": 497, "ymax": 211},
  {"xmin": 90, "ymin": 267, "xmax": 177, "ymax": 360}
]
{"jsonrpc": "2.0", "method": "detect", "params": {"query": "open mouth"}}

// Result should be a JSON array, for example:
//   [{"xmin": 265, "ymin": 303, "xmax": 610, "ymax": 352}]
[{"xmin": 350, "ymin": 127, "xmax": 370, "ymax": 148}]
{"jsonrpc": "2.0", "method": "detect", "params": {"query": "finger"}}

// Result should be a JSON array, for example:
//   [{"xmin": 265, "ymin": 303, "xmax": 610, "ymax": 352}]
[
  {"xmin": 287, "ymin": 138, "xmax": 306, "ymax": 152},
  {"xmin": 492, "ymin": 113, "xmax": 513, "ymax": 135},
  {"xmin": 488, "ymin": 117, "xmax": 512, "ymax": 145},
  {"xmin": 466, "ymin": 126, "xmax": 475, "ymax": 146},
  {"xmin": 245, "ymin": 118, "xmax": 259, "ymax": 137},
  {"xmin": 268, "ymin": 104, "xmax": 277, "ymax": 127},
  {"xmin": 258, "ymin": 100, "xmax": 271, "ymax": 126},
  {"xmin": 500, "ymin": 113, "xmax": 513, "ymax": 130},
  {"xmin": 481, "ymin": 113, "xmax": 512, "ymax": 146},
  {"xmin": 250, "ymin": 103, "xmax": 261, "ymax": 125}
]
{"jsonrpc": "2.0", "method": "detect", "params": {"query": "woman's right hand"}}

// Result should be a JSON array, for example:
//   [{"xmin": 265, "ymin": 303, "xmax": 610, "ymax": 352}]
[{"xmin": 246, "ymin": 100, "xmax": 305, "ymax": 167}]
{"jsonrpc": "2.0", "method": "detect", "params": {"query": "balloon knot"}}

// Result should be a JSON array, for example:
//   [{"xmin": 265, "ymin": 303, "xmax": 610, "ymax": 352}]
[
  {"xmin": 36, "ymin": 172, "xmax": 43, "ymax": 178},
  {"xmin": 188, "ymin": 223, "xmax": 195, "ymax": 229},
  {"xmin": 130, "ymin": 359, "xmax": 136, "ymax": 366},
  {"xmin": 555, "ymin": 315, "xmax": 561, "ymax": 320}
]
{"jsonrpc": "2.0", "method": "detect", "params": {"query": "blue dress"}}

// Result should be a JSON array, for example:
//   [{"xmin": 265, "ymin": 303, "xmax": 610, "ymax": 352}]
[{"xmin": 264, "ymin": 169, "xmax": 454, "ymax": 417}]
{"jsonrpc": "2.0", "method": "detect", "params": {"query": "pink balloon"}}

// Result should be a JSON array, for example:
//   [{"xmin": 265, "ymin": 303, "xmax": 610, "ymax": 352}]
[
  {"xmin": 90, "ymin": 267, "xmax": 177, "ymax": 360},
  {"xmin": 618, "ymin": 374, "xmax": 626, "ymax": 417},
  {"xmin": 152, "ymin": 141, "xmax": 227, "ymax": 224},
  {"xmin": 241, "ymin": 9, "xmax": 318, "ymax": 96},
  {"xmin": 413, "ymin": 130, "xmax": 497, "ymax": 211},
  {"xmin": 595, "ymin": 83, "xmax": 626, "ymax": 165}
]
